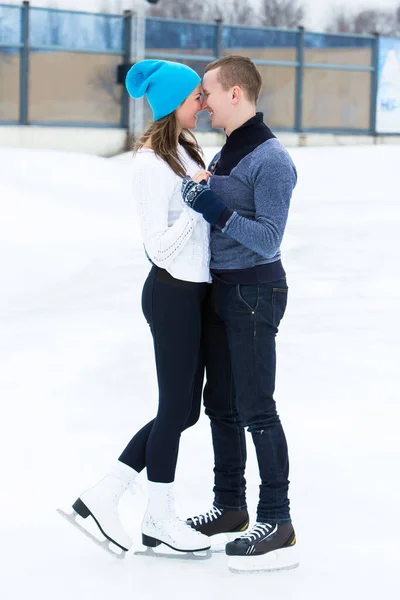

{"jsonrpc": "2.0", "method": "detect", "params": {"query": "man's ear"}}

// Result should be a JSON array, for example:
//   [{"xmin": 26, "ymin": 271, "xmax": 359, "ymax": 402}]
[{"xmin": 231, "ymin": 86, "xmax": 241, "ymax": 105}]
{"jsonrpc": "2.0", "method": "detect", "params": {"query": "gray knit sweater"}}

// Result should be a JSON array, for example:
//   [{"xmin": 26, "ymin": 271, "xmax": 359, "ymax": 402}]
[{"xmin": 209, "ymin": 138, "xmax": 297, "ymax": 270}]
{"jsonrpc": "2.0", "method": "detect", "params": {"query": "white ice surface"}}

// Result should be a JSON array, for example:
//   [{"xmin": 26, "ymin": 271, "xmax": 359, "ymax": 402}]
[{"xmin": 0, "ymin": 144, "xmax": 399, "ymax": 598}]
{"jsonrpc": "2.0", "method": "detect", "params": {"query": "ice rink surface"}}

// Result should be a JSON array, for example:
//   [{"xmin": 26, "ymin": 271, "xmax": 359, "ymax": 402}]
[{"xmin": 0, "ymin": 143, "xmax": 399, "ymax": 599}]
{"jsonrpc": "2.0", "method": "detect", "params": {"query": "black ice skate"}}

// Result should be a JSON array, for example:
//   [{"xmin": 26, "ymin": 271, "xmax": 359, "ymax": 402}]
[
  {"xmin": 187, "ymin": 505, "xmax": 249, "ymax": 547},
  {"xmin": 226, "ymin": 522, "xmax": 299, "ymax": 572}
]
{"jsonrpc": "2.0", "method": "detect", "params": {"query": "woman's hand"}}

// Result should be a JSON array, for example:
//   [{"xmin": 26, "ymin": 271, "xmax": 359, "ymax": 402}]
[{"xmin": 191, "ymin": 170, "xmax": 212, "ymax": 184}]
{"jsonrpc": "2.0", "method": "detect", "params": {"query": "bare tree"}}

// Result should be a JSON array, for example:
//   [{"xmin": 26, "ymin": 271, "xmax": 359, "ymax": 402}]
[
  {"xmin": 213, "ymin": 0, "xmax": 256, "ymax": 26},
  {"xmin": 106, "ymin": 0, "xmax": 123, "ymax": 15},
  {"xmin": 148, "ymin": 0, "xmax": 209, "ymax": 21},
  {"xmin": 147, "ymin": 0, "xmax": 256, "ymax": 26},
  {"xmin": 258, "ymin": 0, "xmax": 305, "ymax": 28},
  {"xmin": 325, "ymin": 6, "xmax": 400, "ymax": 36}
]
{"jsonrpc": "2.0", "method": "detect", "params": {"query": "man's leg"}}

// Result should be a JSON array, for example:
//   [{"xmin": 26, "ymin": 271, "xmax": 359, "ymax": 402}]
[
  {"xmin": 218, "ymin": 279, "xmax": 291, "ymax": 524},
  {"xmin": 217, "ymin": 280, "xmax": 297, "ymax": 568},
  {"xmin": 187, "ymin": 284, "xmax": 249, "ymax": 541},
  {"xmin": 203, "ymin": 283, "xmax": 247, "ymax": 510}
]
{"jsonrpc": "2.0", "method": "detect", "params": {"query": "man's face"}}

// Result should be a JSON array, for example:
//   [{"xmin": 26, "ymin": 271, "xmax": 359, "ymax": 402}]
[{"xmin": 201, "ymin": 68, "xmax": 233, "ymax": 130}]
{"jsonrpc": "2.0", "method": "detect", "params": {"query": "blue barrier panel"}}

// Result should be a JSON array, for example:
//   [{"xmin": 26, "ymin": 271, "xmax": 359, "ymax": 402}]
[
  {"xmin": 222, "ymin": 26, "xmax": 298, "ymax": 49},
  {"xmin": 0, "ymin": 4, "xmax": 21, "ymax": 48},
  {"xmin": 304, "ymin": 31, "xmax": 373, "ymax": 54},
  {"xmin": 29, "ymin": 7, "xmax": 123, "ymax": 52},
  {"xmin": 146, "ymin": 18, "xmax": 216, "ymax": 53}
]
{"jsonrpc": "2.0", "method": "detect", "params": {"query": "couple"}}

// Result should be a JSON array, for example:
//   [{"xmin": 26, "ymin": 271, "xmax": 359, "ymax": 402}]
[{"xmin": 70, "ymin": 56, "xmax": 298, "ymax": 571}]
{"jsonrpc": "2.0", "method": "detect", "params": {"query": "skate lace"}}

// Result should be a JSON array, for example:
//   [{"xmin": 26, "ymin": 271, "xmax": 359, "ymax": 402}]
[
  {"xmin": 241, "ymin": 522, "xmax": 275, "ymax": 543},
  {"xmin": 190, "ymin": 505, "xmax": 223, "ymax": 526},
  {"xmin": 168, "ymin": 518, "xmax": 205, "ymax": 537}
]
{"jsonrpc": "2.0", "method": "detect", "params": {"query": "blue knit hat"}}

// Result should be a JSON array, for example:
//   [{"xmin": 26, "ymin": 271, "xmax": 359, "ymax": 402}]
[{"xmin": 125, "ymin": 60, "xmax": 201, "ymax": 121}]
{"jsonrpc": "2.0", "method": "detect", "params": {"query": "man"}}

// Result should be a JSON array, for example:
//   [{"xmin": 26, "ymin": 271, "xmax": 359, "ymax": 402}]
[{"xmin": 181, "ymin": 55, "xmax": 298, "ymax": 571}]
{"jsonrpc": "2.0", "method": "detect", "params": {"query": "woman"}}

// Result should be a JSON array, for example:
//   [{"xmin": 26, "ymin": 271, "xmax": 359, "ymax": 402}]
[{"xmin": 69, "ymin": 61, "xmax": 212, "ymax": 555}]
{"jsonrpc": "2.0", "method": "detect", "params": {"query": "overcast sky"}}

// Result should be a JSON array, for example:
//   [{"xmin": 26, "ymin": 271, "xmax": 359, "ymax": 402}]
[{"xmin": 3, "ymin": 0, "xmax": 400, "ymax": 30}]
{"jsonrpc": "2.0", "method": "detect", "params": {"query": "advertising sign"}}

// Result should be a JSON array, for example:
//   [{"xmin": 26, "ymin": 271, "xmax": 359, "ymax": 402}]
[{"xmin": 376, "ymin": 37, "xmax": 400, "ymax": 133}]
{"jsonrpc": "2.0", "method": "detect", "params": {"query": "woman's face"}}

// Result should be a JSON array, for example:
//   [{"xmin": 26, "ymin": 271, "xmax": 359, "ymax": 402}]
[{"xmin": 175, "ymin": 84, "xmax": 202, "ymax": 130}]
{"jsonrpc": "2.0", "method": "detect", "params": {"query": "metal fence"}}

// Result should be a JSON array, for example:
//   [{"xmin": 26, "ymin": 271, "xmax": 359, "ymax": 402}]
[{"xmin": 0, "ymin": 2, "xmax": 387, "ymax": 135}]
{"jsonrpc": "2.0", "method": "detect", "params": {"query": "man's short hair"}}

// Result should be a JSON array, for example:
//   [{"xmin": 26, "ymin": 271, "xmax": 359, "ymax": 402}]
[{"xmin": 204, "ymin": 55, "xmax": 262, "ymax": 104}]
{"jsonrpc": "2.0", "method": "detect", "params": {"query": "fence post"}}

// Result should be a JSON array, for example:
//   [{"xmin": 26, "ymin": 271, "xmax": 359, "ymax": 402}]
[
  {"xmin": 215, "ymin": 18, "xmax": 223, "ymax": 60},
  {"xmin": 295, "ymin": 25, "xmax": 304, "ymax": 133},
  {"xmin": 130, "ymin": 9, "xmax": 146, "ymax": 141},
  {"xmin": 19, "ymin": 1, "xmax": 30, "ymax": 125},
  {"xmin": 121, "ymin": 10, "xmax": 132, "ymax": 129},
  {"xmin": 369, "ymin": 32, "xmax": 380, "ymax": 136}
]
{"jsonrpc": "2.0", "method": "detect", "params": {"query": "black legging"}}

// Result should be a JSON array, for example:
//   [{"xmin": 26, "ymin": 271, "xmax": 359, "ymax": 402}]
[{"xmin": 119, "ymin": 266, "xmax": 208, "ymax": 483}]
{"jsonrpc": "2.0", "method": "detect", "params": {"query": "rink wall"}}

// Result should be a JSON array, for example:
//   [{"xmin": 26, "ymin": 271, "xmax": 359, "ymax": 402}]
[
  {"xmin": 0, "ymin": 47, "xmax": 374, "ymax": 132},
  {"xmin": 1, "ymin": 126, "xmax": 399, "ymax": 156},
  {"xmin": 2, "ymin": 5, "xmax": 397, "ymax": 139},
  {"xmin": 0, "ymin": 125, "xmax": 126, "ymax": 156}
]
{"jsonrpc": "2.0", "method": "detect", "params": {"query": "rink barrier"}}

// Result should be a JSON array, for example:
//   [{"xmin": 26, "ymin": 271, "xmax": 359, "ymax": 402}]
[{"xmin": 0, "ymin": 2, "xmax": 397, "ymax": 137}]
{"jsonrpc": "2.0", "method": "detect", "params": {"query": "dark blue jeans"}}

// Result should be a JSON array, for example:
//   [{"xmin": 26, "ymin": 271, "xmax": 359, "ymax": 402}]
[{"xmin": 203, "ymin": 278, "xmax": 291, "ymax": 524}]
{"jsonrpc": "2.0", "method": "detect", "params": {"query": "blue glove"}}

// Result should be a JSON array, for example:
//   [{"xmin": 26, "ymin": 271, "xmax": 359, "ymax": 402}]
[{"xmin": 181, "ymin": 176, "xmax": 232, "ymax": 226}]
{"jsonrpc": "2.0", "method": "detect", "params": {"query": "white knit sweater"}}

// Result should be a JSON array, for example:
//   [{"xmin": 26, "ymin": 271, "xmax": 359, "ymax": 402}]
[{"xmin": 132, "ymin": 145, "xmax": 211, "ymax": 283}]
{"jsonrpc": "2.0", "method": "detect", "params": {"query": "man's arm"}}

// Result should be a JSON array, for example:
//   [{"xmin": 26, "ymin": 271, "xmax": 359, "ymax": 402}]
[
  {"xmin": 219, "ymin": 150, "xmax": 297, "ymax": 259},
  {"xmin": 182, "ymin": 147, "xmax": 297, "ymax": 259}
]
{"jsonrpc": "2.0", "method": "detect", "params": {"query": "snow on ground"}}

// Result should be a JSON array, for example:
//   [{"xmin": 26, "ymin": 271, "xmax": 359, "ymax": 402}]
[{"xmin": 0, "ymin": 143, "xmax": 399, "ymax": 599}]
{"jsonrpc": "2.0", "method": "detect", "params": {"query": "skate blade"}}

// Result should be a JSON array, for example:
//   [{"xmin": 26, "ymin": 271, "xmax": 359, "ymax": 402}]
[
  {"xmin": 56, "ymin": 508, "xmax": 126, "ymax": 560},
  {"xmin": 134, "ymin": 546, "xmax": 211, "ymax": 561},
  {"xmin": 208, "ymin": 531, "xmax": 242, "ymax": 553},
  {"xmin": 228, "ymin": 547, "xmax": 299, "ymax": 573}
]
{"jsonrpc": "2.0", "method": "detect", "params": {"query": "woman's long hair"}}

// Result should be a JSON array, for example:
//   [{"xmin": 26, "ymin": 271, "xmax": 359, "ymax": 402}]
[{"xmin": 133, "ymin": 111, "xmax": 205, "ymax": 177}]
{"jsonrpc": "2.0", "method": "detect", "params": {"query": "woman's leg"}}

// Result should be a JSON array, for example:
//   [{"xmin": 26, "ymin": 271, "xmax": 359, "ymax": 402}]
[
  {"xmin": 119, "ymin": 267, "xmax": 207, "ymax": 481},
  {"xmin": 115, "ymin": 267, "xmax": 204, "ymax": 472},
  {"xmin": 118, "ymin": 355, "xmax": 204, "ymax": 471},
  {"xmin": 135, "ymin": 268, "xmax": 210, "ymax": 551},
  {"xmin": 143, "ymin": 268, "xmax": 206, "ymax": 483},
  {"xmin": 69, "ymin": 268, "xmax": 207, "ymax": 553}
]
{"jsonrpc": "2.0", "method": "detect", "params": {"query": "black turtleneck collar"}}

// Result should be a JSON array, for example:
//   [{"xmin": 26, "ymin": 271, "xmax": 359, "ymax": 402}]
[{"xmin": 211, "ymin": 112, "xmax": 276, "ymax": 177}]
